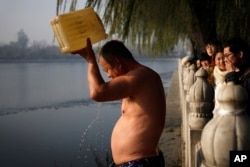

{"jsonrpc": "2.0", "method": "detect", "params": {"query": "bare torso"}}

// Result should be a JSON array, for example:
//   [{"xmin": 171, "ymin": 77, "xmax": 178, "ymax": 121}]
[
  {"xmin": 78, "ymin": 40, "xmax": 166, "ymax": 165},
  {"xmin": 111, "ymin": 66, "xmax": 166, "ymax": 165}
]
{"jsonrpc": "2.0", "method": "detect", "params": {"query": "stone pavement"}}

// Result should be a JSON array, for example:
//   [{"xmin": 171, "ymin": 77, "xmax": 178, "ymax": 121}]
[{"xmin": 159, "ymin": 70, "xmax": 183, "ymax": 167}]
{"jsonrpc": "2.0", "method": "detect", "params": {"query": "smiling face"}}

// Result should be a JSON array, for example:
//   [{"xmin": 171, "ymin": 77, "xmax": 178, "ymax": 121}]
[
  {"xmin": 223, "ymin": 47, "xmax": 240, "ymax": 68},
  {"xmin": 215, "ymin": 52, "xmax": 226, "ymax": 71}
]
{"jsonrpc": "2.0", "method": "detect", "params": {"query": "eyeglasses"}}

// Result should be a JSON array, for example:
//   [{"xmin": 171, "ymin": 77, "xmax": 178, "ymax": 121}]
[{"xmin": 223, "ymin": 53, "xmax": 234, "ymax": 59}]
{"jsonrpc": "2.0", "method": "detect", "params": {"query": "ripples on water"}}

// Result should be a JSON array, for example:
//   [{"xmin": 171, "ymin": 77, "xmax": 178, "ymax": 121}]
[{"xmin": 0, "ymin": 59, "xmax": 177, "ymax": 167}]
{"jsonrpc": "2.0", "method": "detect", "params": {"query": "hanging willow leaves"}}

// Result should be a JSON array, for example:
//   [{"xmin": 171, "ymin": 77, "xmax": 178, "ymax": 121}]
[{"xmin": 56, "ymin": 0, "xmax": 250, "ymax": 55}]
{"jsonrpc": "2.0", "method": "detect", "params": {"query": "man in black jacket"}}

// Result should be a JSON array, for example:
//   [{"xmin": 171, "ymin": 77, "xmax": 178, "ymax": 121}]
[{"xmin": 223, "ymin": 37, "xmax": 250, "ymax": 115}]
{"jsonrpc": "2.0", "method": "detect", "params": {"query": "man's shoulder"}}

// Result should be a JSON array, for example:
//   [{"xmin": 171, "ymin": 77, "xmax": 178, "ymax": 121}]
[
  {"xmin": 121, "ymin": 66, "xmax": 159, "ymax": 89},
  {"xmin": 138, "ymin": 65, "xmax": 159, "ymax": 75},
  {"xmin": 130, "ymin": 65, "xmax": 160, "ymax": 80}
]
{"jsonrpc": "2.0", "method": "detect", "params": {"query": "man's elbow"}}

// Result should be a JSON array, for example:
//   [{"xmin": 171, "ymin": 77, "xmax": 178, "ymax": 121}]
[{"xmin": 90, "ymin": 90, "xmax": 104, "ymax": 102}]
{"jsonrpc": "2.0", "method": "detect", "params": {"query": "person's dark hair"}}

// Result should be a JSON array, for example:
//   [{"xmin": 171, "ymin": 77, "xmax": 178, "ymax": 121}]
[
  {"xmin": 223, "ymin": 37, "xmax": 250, "ymax": 70},
  {"xmin": 199, "ymin": 52, "xmax": 211, "ymax": 63},
  {"xmin": 206, "ymin": 39, "xmax": 222, "ymax": 54},
  {"xmin": 206, "ymin": 39, "xmax": 221, "ymax": 46},
  {"xmin": 99, "ymin": 40, "xmax": 134, "ymax": 64}
]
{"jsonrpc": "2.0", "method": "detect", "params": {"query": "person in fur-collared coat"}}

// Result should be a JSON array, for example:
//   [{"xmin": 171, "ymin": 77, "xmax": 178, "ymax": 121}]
[{"xmin": 213, "ymin": 51, "xmax": 229, "ymax": 116}]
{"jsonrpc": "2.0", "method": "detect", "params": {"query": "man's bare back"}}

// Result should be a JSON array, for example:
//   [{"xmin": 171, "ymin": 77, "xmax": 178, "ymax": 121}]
[{"xmin": 76, "ymin": 39, "xmax": 166, "ymax": 166}]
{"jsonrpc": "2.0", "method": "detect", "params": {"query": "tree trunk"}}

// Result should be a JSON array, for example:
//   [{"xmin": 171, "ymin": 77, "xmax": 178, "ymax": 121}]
[{"xmin": 188, "ymin": 0, "xmax": 217, "ymax": 55}]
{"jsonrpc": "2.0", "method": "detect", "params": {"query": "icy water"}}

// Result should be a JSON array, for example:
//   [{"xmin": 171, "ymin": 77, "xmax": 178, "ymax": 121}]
[{"xmin": 0, "ymin": 58, "xmax": 178, "ymax": 167}]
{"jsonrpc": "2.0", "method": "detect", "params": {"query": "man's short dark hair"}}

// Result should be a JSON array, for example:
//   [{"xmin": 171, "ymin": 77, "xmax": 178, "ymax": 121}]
[
  {"xmin": 224, "ymin": 37, "xmax": 250, "ymax": 69},
  {"xmin": 99, "ymin": 40, "xmax": 134, "ymax": 64}
]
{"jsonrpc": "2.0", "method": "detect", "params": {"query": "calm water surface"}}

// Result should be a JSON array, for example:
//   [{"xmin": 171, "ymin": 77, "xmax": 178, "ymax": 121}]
[{"xmin": 0, "ymin": 58, "xmax": 177, "ymax": 167}]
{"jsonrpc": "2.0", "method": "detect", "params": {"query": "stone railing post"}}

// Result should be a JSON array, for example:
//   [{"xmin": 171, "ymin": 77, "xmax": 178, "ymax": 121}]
[
  {"xmin": 198, "ymin": 81, "xmax": 250, "ymax": 167},
  {"xmin": 188, "ymin": 67, "xmax": 214, "ymax": 167},
  {"xmin": 185, "ymin": 64, "xmax": 197, "ymax": 102},
  {"xmin": 181, "ymin": 55, "xmax": 193, "ymax": 92},
  {"xmin": 183, "ymin": 62, "xmax": 191, "ymax": 92},
  {"xmin": 179, "ymin": 58, "xmax": 190, "ymax": 167},
  {"xmin": 189, "ymin": 68, "xmax": 214, "ymax": 129}
]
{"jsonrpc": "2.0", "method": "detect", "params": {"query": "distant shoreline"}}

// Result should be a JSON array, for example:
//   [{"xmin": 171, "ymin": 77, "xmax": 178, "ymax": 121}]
[
  {"xmin": 0, "ymin": 58, "xmax": 83, "ymax": 63},
  {"xmin": 0, "ymin": 57, "xmax": 178, "ymax": 64}
]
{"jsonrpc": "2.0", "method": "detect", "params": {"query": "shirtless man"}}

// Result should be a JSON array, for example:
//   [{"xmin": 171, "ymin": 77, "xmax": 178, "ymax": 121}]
[{"xmin": 75, "ymin": 39, "xmax": 166, "ymax": 167}]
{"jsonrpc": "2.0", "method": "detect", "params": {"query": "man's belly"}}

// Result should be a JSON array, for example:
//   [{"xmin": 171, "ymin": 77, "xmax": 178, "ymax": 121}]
[{"xmin": 111, "ymin": 116, "xmax": 160, "ymax": 165}]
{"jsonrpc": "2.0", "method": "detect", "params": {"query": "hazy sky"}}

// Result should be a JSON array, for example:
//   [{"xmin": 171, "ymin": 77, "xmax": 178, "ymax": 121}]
[{"xmin": 0, "ymin": 0, "xmax": 86, "ymax": 45}]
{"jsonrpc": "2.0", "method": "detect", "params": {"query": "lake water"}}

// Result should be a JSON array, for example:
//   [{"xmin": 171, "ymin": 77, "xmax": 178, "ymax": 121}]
[{"xmin": 0, "ymin": 58, "xmax": 178, "ymax": 167}]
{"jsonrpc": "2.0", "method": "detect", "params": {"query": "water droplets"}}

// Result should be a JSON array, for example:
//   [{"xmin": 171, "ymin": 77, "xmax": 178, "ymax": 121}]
[{"xmin": 76, "ymin": 104, "xmax": 104, "ymax": 163}]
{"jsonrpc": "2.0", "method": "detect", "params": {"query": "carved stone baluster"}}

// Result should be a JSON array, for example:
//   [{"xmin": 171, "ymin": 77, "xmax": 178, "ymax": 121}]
[
  {"xmin": 181, "ymin": 55, "xmax": 193, "ymax": 91},
  {"xmin": 189, "ymin": 68, "xmax": 214, "ymax": 129},
  {"xmin": 200, "ymin": 81, "xmax": 250, "ymax": 167},
  {"xmin": 187, "ymin": 67, "xmax": 214, "ymax": 167},
  {"xmin": 183, "ymin": 62, "xmax": 191, "ymax": 91},
  {"xmin": 185, "ymin": 64, "xmax": 197, "ymax": 102}
]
